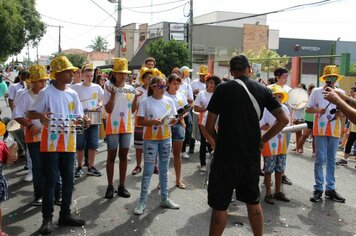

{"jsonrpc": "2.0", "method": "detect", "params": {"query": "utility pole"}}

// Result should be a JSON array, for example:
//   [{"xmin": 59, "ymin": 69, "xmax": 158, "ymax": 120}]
[
  {"xmin": 189, "ymin": 0, "xmax": 193, "ymax": 67},
  {"xmin": 116, "ymin": 0, "xmax": 122, "ymax": 57},
  {"xmin": 58, "ymin": 25, "xmax": 62, "ymax": 54}
]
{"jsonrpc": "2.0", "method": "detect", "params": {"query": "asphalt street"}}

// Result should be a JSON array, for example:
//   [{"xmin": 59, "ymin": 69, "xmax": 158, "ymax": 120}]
[{"xmin": 1, "ymin": 100, "xmax": 356, "ymax": 236}]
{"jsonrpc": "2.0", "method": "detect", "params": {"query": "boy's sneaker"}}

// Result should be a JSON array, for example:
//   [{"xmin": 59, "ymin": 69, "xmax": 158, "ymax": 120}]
[
  {"xmin": 325, "ymin": 190, "xmax": 345, "ymax": 203},
  {"xmin": 181, "ymin": 152, "xmax": 189, "ymax": 159},
  {"xmin": 336, "ymin": 159, "xmax": 348, "ymax": 165},
  {"xmin": 55, "ymin": 195, "xmax": 62, "ymax": 206},
  {"xmin": 200, "ymin": 165, "xmax": 207, "ymax": 172},
  {"xmin": 281, "ymin": 175, "xmax": 292, "ymax": 185},
  {"xmin": 274, "ymin": 192, "xmax": 290, "ymax": 202},
  {"xmin": 33, "ymin": 196, "xmax": 42, "ymax": 206},
  {"xmin": 117, "ymin": 185, "xmax": 131, "ymax": 198},
  {"xmin": 39, "ymin": 218, "xmax": 53, "ymax": 235},
  {"xmin": 160, "ymin": 198, "xmax": 180, "ymax": 209},
  {"xmin": 105, "ymin": 185, "xmax": 116, "ymax": 199},
  {"xmin": 24, "ymin": 172, "xmax": 33, "ymax": 182},
  {"xmin": 264, "ymin": 193, "xmax": 274, "ymax": 205},
  {"xmin": 58, "ymin": 214, "xmax": 85, "ymax": 226},
  {"xmin": 74, "ymin": 167, "xmax": 84, "ymax": 178},
  {"xmin": 87, "ymin": 167, "xmax": 102, "ymax": 177},
  {"xmin": 134, "ymin": 202, "xmax": 146, "ymax": 215},
  {"xmin": 310, "ymin": 190, "xmax": 323, "ymax": 202}
]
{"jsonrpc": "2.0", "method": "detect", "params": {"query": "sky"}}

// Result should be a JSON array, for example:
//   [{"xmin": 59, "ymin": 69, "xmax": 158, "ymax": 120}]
[{"xmin": 10, "ymin": 0, "xmax": 356, "ymax": 63}]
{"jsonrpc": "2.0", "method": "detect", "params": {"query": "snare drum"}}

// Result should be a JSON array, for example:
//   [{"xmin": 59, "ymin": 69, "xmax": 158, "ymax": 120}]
[{"xmin": 85, "ymin": 111, "xmax": 102, "ymax": 125}]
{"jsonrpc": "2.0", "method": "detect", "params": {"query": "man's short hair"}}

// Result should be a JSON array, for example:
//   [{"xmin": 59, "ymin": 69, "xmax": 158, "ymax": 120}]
[
  {"xmin": 145, "ymin": 57, "xmax": 156, "ymax": 66},
  {"xmin": 274, "ymin": 67, "xmax": 289, "ymax": 77},
  {"xmin": 229, "ymin": 55, "xmax": 250, "ymax": 72}
]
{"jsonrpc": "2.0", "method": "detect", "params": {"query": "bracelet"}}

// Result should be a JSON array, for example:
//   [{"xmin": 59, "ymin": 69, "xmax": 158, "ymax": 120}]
[{"xmin": 28, "ymin": 124, "xmax": 34, "ymax": 129}]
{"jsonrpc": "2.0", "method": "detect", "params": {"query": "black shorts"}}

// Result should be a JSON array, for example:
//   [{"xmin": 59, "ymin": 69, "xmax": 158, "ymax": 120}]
[
  {"xmin": 306, "ymin": 121, "xmax": 313, "ymax": 129},
  {"xmin": 208, "ymin": 157, "xmax": 260, "ymax": 210}
]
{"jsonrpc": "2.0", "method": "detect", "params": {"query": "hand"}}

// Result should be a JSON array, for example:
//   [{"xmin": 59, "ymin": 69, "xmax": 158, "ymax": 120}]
[
  {"xmin": 323, "ymin": 87, "xmax": 342, "ymax": 105},
  {"xmin": 83, "ymin": 116, "xmax": 91, "ymax": 128},
  {"xmin": 6, "ymin": 143, "xmax": 18, "ymax": 164},
  {"xmin": 151, "ymin": 119, "xmax": 162, "ymax": 126},
  {"xmin": 105, "ymin": 84, "xmax": 116, "ymax": 96},
  {"xmin": 39, "ymin": 112, "xmax": 52, "ymax": 126},
  {"xmin": 96, "ymin": 105, "xmax": 102, "ymax": 111},
  {"xmin": 29, "ymin": 125, "xmax": 41, "ymax": 135},
  {"xmin": 170, "ymin": 118, "xmax": 178, "ymax": 125},
  {"xmin": 135, "ymin": 90, "xmax": 143, "ymax": 97}
]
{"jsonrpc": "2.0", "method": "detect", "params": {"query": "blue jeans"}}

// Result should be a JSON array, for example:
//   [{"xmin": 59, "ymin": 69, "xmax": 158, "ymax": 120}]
[
  {"xmin": 42, "ymin": 152, "xmax": 75, "ymax": 219},
  {"xmin": 314, "ymin": 136, "xmax": 339, "ymax": 191},
  {"xmin": 76, "ymin": 125, "xmax": 99, "ymax": 150},
  {"xmin": 27, "ymin": 142, "xmax": 44, "ymax": 198},
  {"xmin": 139, "ymin": 139, "xmax": 172, "ymax": 204}
]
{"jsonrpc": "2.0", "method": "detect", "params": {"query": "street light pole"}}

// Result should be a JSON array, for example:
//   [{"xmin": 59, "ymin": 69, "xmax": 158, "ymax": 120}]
[
  {"xmin": 116, "ymin": 0, "xmax": 122, "ymax": 57},
  {"xmin": 189, "ymin": 0, "xmax": 193, "ymax": 67}
]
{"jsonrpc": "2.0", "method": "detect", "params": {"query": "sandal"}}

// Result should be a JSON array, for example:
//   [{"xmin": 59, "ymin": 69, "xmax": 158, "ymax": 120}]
[
  {"xmin": 176, "ymin": 182, "xmax": 186, "ymax": 189},
  {"xmin": 132, "ymin": 166, "xmax": 142, "ymax": 175}
]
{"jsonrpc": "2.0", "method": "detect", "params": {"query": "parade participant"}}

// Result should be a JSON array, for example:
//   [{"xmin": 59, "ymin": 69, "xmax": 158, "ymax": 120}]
[
  {"xmin": 260, "ymin": 85, "xmax": 291, "ymax": 204},
  {"xmin": 8, "ymin": 69, "xmax": 29, "ymax": 111},
  {"xmin": 134, "ymin": 76, "xmax": 180, "ymax": 215},
  {"xmin": 205, "ymin": 55, "xmax": 288, "ymax": 236},
  {"xmin": 0, "ymin": 127, "xmax": 18, "ymax": 236},
  {"xmin": 306, "ymin": 65, "xmax": 345, "ymax": 203},
  {"xmin": 29, "ymin": 56, "xmax": 88, "ymax": 234},
  {"xmin": 134, "ymin": 57, "xmax": 156, "ymax": 86},
  {"xmin": 103, "ymin": 58, "xmax": 134, "ymax": 199},
  {"xmin": 179, "ymin": 66, "xmax": 194, "ymax": 159},
  {"xmin": 191, "ymin": 65, "xmax": 207, "ymax": 97},
  {"xmin": 131, "ymin": 67, "xmax": 153, "ymax": 176},
  {"xmin": 194, "ymin": 75, "xmax": 221, "ymax": 171},
  {"xmin": 271, "ymin": 67, "xmax": 292, "ymax": 185},
  {"xmin": 13, "ymin": 65, "xmax": 49, "ymax": 206},
  {"xmin": 291, "ymin": 83, "xmax": 307, "ymax": 153},
  {"xmin": 166, "ymin": 73, "xmax": 189, "ymax": 189},
  {"xmin": 296, "ymin": 84, "xmax": 316, "ymax": 155},
  {"xmin": 71, "ymin": 68, "xmax": 82, "ymax": 85},
  {"xmin": 71, "ymin": 64, "xmax": 104, "ymax": 177}
]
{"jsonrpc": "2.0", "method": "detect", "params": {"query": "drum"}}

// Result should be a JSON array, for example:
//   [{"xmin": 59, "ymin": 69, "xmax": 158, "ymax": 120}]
[
  {"xmin": 85, "ymin": 111, "xmax": 102, "ymax": 125},
  {"xmin": 288, "ymin": 88, "xmax": 309, "ymax": 110},
  {"xmin": 6, "ymin": 120, "xmax": 21, "ymax": 132}
]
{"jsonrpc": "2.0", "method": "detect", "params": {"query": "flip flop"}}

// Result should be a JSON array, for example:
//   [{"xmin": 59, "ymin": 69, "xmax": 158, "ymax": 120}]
[{"xmin": 176, "ymin": 183, "xmax": 186, "ymax": 189}]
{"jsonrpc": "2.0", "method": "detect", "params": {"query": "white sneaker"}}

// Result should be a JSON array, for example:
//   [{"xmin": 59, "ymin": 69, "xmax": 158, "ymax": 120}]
[
  {"xmin": 24, "ymin": 172, "xmax": 33, "ymax": 182},
  {"xmin": 134, "ymin": 202, "xmax": 146, "ymax": 215},
  {"xmin": 181, "ymin": 152, "xmax": 189, "ymax": 159},
  {"xmin": 200, "ymin": 166, "xmax": 207, "ymax": 172}
]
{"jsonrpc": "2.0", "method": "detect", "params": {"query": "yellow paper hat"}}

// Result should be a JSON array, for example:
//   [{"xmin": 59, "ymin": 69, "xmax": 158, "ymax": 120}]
[
  {"xmin": 138, "ymin": 67, "xmax": 154, "ymax": 84},
  {"xmin": 197, "ymin": 65, "xmax": 208, "ymax": 75},
  {"xmin": 0, "ymin": 121, "xmax": 6, "ymax": 136},
  {"xmin": 319, "ymin": 65, "xmax": 343, "ymax": 82},
  {"xmin": 112, "ymin": 58, "xmax": 131, "ymax": 73},
  {"xmin": 28, "ymin": 65, "xmax": 49, "ymax": 82},
  {"xmin": 50, "ymin": 56, "xmax": 78, "ymax": 79},
  {"xmin": 270, "ymin": 84, "xmax": 288, "ymax": 104},
  {"xmin": 81, "ymin": 63, "xmax": 94, "ymax": 71}
]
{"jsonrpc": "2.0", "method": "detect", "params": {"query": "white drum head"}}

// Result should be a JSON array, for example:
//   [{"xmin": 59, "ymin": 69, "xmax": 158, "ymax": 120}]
[
  {"xmin": 7, "ymin": 120, "xmax": 21, "ymax": 132},
  {"xmin": 288, "ymin": 88, "xmax": 309, "ymax": 110}
]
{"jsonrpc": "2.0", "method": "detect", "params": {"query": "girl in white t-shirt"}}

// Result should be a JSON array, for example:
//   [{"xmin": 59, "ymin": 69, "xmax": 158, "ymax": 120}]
[
  {"xmin": 134, "ymin": 76, "xmax": 180, "ymax": 215},
  {"xmin": 194, "ymin": 75, "xmax": 221, "ymax": 172},
  {"xmin": 165, "ymin": 74, "xmax": 189, "ymax": 189}
]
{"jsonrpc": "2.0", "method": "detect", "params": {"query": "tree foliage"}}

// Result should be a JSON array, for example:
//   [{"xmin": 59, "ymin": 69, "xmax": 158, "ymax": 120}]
[
  {"xmin": 243, "ymin": 48, "xmax": 289, "ymax": 72},
  {"xmin": 88, "ymin": 36, "xmax": 108, "ymax": 52},
  {"xmin": 0, "ymin": 0, "xmax": 45, "ymax": 63},
  {"xmin": 145, "ymin": 39, "xmax": 189, "ymax": 76},
  {"xmin": 62, "ymin": 54, "xmax": 88, "ymax": 68}
]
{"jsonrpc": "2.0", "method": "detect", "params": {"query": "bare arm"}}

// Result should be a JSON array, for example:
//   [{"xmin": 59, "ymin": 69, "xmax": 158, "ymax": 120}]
[
  {"xmin": 104, "ymin": 93, "xmax": 115, "ymax": 114},
  {"xmin": 137, "ymin": 116, "xmax": 162, "ymax": 126},
  {"xmin": 205, "ymin": 112, "xmax": 218, "ymax": 144},
  {"xmin": 261, "ymin": 107, "xmax": 289, "ymax": 145},
  {"xmin": 194, "ymin": 105, "xmax": 206, "ymax": 113}
]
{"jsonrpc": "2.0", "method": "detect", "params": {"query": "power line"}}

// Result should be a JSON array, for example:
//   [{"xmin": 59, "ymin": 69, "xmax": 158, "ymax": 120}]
[
  {"xmin": 40, "ymin": 14, "xmax": 114, "ymax": 28},
  {"xmin": 124, "ymin": 0, "xmax": 185, "ymax": 9},
  {"xmin": 123, "ymin": 2, "xmax": 188, "ymax": 14},
  {"xmin": 193, "ymin": 0, "xmax": 341, "ymax": 26},
  {"xmin": 88, "ymin": 0, "xmax": 117, "ymax": 22}
]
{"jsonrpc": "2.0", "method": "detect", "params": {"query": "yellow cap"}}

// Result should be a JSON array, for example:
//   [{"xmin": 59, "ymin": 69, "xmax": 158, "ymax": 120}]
[
  {"xmin": 81, "ymin": 63, "xmax": 94, "ymax": 71},
  {"xmin": 112, "ymin": 58, "xmax": 131, "ymax": 73},
  {"xmin": 50, "ymin": 56, "xmax": 78, "ymax": 79},
  {"xmin": 28, "ymin": 65, "xmax": 49, "ymax": 82},
  {"xmin": 270, "ymin": 84, "xmax": 289, "ymax": 104},
  {"xmin": 319, "ymin": 65, "xmax": 343, "ymax": 82},
  {"xmin": 197, "ymin": 65, "xmax": 208, "ymax": 75}
]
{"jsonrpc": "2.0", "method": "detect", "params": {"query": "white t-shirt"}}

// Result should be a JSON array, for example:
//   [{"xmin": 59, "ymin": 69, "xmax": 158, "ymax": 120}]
[
  {"xmin": 13, "ymin": 89, "xmax": 43, "ymax": 143},
  {"xmin": 30, "ymin": 84, "xmax": 83, "ymax": 152},
  {"xmin": 138, "ymin": 96, "xmax": 177, "ymax": 140},
  {"xmin": 71, "ymin": 82, "xmax": 104, "ymax": 111},
  {"xmin": 179, "ymin": 81, "xmax": 194, "ymax": 101},
  {"xmin": 8, "ymin": 82, "xmax": 24, "ymax": 100},
  {"xmin": 136, "ymin": 86, "xmax": 148, "ymax": 106},
  {"xmin": 103, "ymin": 81, "xmax": 135, "ymax": 134},
  {"xmin": 165, "ymin": 91, "xmax": 188, "ymax": 111},
  {"xmin": 194, "ymin": 90, "xmax": 213, "ymax": 124},
  {"xmin": 190, "ymin": 79, "xmax": 206, "ymax": 94}
]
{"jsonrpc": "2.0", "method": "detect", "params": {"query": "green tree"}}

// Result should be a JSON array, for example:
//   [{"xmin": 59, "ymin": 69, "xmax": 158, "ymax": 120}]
[
  {"xmin": 88, "ymin": 36, "xmax": 108, "ymax": 52},
  {"xmin": 145, "ymin": 39, "xmax": 189, "ymax": 76},
  {"xmin": 63, "ymin": 54, "xmax": 88, "ymax": 68},
  {"xmin": 0, "ymin": 0, "xmax": 45, "ymax": 62},
  {"xmin": 243, "ymin": 47, "xmax": 289, "ymax": 72}
]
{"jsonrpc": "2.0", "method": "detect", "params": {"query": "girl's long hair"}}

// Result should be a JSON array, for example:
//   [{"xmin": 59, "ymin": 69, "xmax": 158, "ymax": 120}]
[{"xmin": 148, "ymin": 76, "xmax": 166, "ymax": 97}]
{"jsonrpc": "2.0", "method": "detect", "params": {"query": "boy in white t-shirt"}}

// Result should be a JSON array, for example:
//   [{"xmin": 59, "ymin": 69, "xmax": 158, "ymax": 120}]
[
  {"xmin": 71, "ymin": 64, "xmax": 104, "ymax": 178},
  {"xmin": 29, "ymin": 56, "xmax": 89, "ymax": 234}
]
